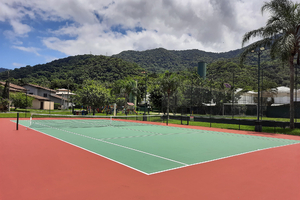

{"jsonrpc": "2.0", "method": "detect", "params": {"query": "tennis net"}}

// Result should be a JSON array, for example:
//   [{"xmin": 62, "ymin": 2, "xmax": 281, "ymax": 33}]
[{"xmin": 29, "ymin": 113, "xmax": 165, "ymax": 129}]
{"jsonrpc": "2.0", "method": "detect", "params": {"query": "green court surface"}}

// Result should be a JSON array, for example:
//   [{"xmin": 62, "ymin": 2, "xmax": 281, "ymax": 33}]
[{"xmin": 18, "ymin": 119, "xmax": 300, "ymax": 175}]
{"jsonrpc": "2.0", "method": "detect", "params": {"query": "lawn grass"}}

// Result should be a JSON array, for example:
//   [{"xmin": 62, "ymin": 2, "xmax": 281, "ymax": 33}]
[{"xmin": 166, "ymin": 119, "xmax": 300, "ymax": 136}]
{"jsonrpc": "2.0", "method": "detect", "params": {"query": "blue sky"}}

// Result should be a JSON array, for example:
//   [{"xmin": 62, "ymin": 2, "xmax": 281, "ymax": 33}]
[{"xmin": 0, "ymin": 0, "xmax": 288, "ymax": 70}]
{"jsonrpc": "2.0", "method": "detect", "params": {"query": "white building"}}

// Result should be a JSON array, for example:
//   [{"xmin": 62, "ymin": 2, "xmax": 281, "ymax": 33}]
[
  {"xmin": 236, "ymin": 86, "xmax": 300, "ymax": 105},
  {"xmin": 272, "ymin": 86, "xmax": 300, "ymax": 104},
  {"xmin": 56, "ymin": 88, "xmax": 76, "ymax": 109}
]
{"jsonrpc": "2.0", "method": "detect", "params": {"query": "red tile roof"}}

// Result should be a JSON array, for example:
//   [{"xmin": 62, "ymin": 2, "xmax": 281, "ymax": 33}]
[
  {"xmin": 0, "ymin": 81, "xmax": 27, "ymax": 92},
  {"xmin": 27, "ymin": 94, "xmax": 50, "ymax": 101},
  {"xmin": 24, "ymin": 83, "xmax": 56, "ymax": 93},
  {"xmin": 50, "ymin": 94, "xmax": 69, "ymax": 101}
]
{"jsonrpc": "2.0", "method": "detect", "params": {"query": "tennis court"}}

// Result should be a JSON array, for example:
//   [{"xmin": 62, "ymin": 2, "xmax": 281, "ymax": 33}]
[
  {"xmin": 17, "ymin": 115, "xmax": 300, "ymax": 175},
  {"xmin": 2, "ymin": 115, "xmax": 300, "ymax": 200}
]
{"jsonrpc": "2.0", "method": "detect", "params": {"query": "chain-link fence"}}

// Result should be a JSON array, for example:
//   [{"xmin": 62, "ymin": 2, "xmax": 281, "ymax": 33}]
[{"xmin": 152, "ymin": 84, "xmax": 259, "ymax": 118}]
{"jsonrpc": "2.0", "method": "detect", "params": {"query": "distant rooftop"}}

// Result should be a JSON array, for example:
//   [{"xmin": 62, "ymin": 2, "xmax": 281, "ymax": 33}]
[
  {"xmin": 0, "ymin": 81, "xmax": 27, "ymax": 92},
  {"xmin": 24, "ymin": 83, "xmax": 56, "ymax": 93}
]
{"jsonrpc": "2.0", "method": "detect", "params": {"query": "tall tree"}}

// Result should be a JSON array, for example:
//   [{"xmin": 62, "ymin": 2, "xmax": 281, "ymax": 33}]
[
  {"xmin": 158, "ymin": 71, "xmax": 180, "ymax": 123},
  {"xmin": 10, "ymin": 92, "xmax": 34, "ymax": 109},
  {"xmin": 75, "ymin": 80, "xmax": 110, "ymax": 115},
  {"xmin": 240, "ymin": 0, "xmax": 300, "ymax": 129},
  {"xmin": 111, "ymin": 77, "xmax": 139, "ymax": 111}
]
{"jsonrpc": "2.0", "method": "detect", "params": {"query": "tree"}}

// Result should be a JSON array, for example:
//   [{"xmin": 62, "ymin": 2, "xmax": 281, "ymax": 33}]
[
  {"xmin": 111, "ymin": 77, "xmax": 139, "ymax": 111},
  {"xmin": 10, "ymin": 92, "xmax": 33, "ymax": 109},
  {"xmin": 149, "ymin": 84, "xmax": 164, "ymax": 112},
  {"xmin": 75, "ymin": 80, "xmax": 110, "ymax": 115},
  {"xmin": 240, "ymin": 0, "xmax": 300, "ymax": 129},
  {"xmin": 0, "ymin": 85, "xmax": 9, "ymax": 111},
  {"xmin": 158, "ymin": 71, "xmax": 180, "ymax": 123}
]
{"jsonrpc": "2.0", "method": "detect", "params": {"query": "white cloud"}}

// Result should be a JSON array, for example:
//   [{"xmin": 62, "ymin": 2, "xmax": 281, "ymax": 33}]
[
  {"xmin": 2, "ymin": 0, "xmax": 298, "ymax": 57},
  {"xmin": 10, "ymin": 20, "xmax": 31, "ymax": 35},
  {"xmin": 13, "ymin": 46, "xmax": 41, "ymax": 56},
  {"xmin": 12, "ymin": 63, "xmax": 25, "ymax": 67}
]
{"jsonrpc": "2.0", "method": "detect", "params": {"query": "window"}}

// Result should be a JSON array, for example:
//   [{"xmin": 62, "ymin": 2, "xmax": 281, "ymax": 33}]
[{"xmin": 43, "ymin": 93, "xmax": 48, "ymax": 97}]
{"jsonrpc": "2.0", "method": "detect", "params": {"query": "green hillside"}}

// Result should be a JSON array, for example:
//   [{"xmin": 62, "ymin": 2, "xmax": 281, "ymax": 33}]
[
  {"xmin": 112, "ymin": 47, "xmax": 290, "ymax": 87},
  {"xmin": 0, "ymin": 47, "xmax": 292, "ymax": 90},
  {"xmin": 0, "ymin": 54, "xmax": 144, "ymax": 88},
  {"xmin": 112, "ymin": 48, "xmax": 245, "ymax": 73},
  {"xmin": 0, "ymin": 68, "xmax": 8, "ymax": 73}
]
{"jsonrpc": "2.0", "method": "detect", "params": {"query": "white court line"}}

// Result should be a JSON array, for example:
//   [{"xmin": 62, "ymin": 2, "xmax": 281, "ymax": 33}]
[
  {"xmin": 148, "ymin": 142, "xmax": 300, "ymax": 175},
  {"xmin": 18, "ymin": 121, "xmax": 188, "ymax": 174},
  {"xmin": 14, "ymin": 120, "xmax": 300, "ymax": 176}
]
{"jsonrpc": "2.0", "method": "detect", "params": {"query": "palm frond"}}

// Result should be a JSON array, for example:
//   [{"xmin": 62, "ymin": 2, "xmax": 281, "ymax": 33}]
[
  {"xmin": 241, "ymin": 28, "xmax": 265, "ymax": 47},
  {"xmin": 240, "ymin": 38, "xmax": 272, "ymax": 64}
]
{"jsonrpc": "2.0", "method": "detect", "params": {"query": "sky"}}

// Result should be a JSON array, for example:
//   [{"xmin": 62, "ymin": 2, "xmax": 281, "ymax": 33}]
[{"xmin": 0, "ymin": 0, "xmax": 294, "ymax": 70}]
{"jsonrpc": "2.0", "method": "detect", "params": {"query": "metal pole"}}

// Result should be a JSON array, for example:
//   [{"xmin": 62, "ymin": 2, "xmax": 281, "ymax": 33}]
[
  {"xmin": 261, "ymin": 66, "xmax": 263, "ymax": 120},
  {"xmin": 232, "ymin": 72, "xmax": 234, "ymax": 119},
  {"xmin": 7, "ymin": 71, "xmax": 10, "ymax": 112},
  {"xmin": 255, "ymin": 50, "xmax": 262, "ymax": 132},
  {"xmin": 16, "ymin": 113, "xmax": 19, "ymax": 130},
  {"xmin": 143, "ymin": 72, "xmax": 147, "ymax": 115},
  {"xmin": 191, "ymin": 83, "xmax": 193, "ymax": 115},
  {"xmin": 296, "ymin": 64, "xmax": 298, "ymax": 123},
  {"xmin": 257, "ymin": 51, "xmax": 261, "ymax": 122},
  {"xmin": 146, "ymin": 73, "xmax": 148, "ymax": 114},
  {"xmin": 26, "ymin": 90, "xmax": 28, "ymax": 118}
]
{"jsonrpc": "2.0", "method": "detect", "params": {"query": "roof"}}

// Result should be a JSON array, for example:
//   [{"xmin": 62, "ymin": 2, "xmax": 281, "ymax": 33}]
[
  {"xmin": 56, "ymin": 88, "xmax": 69, "ymax": 92},
  {"xmin": 24, "ymin": 83, "xmax": 56, "ymax": 93},
  {"xmin": 27, "ymin": 94, "xmax": 50, "ymax": 101},
  {"xmin": 276, "ymin": 86, "xmax": 290, "ymax": 92},
  {"xmin": 50, "ymin": 94, "xmax": 69, "ymax": 101},
  {"xmin": 56, "ymin": 91, "xmax": 76, "ymax": 95},
  {"xmin": 0, "ymin": 81, "xmax": 27, "ymax": 92}
]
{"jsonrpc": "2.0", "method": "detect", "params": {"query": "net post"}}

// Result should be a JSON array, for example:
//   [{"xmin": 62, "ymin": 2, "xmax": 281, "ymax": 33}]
[
  {"xmin": 16, "ymin": 113, "xmax": 19, "ymax": 130},
  {"xmin": 30, "ymin": 113, "xmax": 33, "ymax": 126}
]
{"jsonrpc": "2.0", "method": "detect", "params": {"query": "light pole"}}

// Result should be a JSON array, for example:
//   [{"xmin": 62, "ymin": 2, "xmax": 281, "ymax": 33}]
[
  {"xmin": 295, "ymin": 64, "xmax": 298, "ymax": 123},
  {"xmin": 261, "ymin": 65, "xmax": 272, "ymax": 120},
  {"xmin": 232, "ymin": 71, "xmax": 235, "ymax": 119},
  {"xmin": 252, "ymin": 47, "xmax": 265, "ymax": 132}
]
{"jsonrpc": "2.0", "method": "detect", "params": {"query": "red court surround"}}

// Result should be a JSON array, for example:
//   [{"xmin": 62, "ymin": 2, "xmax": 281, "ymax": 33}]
[{"xmin": 1, "ymin": 118, "xmax": 300, "ymax": 200}]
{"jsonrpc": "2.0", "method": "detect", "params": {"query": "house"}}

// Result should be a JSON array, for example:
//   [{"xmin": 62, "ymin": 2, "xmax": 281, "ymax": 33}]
[
  {"xmin": 56, "ymin": 88, "xmax": 76, "ymax": 99},
  {"xmin": 236, "ymin": 89, "xmax": 257, "ymax": 104},
  {"xmin": 0, "ymin": 82, "xmax": 54, "ymax": 110},
  {"xmin": 23, "ymin": 83, "xmax": 68, "ymax": 109},
  {"xmin": 272, "ymin": 86, "xmax": 300, "ymax": 104},
  {"xmin": 0, "ymin": 81, "xmax": 27, "ymax": 93},
  {"xmin": 235, "ymin": 86, "xmax": 300, "ymax": 106},
  {"xmin": 56, "ymin": 88, "xmax": 75, "ymax": 109},
  {"xmin": 50, "ymin": 94, "xmax": 69, "ymax": 109},
  {"xmin": 23, "ymin": 83, "xmax": 56, "ymax": 98},
  {"xmin": 27, "ymin": 94, "xmax": 53, "ymax": 110}
]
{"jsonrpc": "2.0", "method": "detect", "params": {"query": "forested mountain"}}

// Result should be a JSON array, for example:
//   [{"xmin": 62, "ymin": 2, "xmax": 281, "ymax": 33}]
[
  {"xmin": 0, "ymin": 55, "xmax": 144, "ymax": 89},
  {"xmin": 0, "ymin": 47, "xmax": 292, "ymax": 90},
  {"xmin": 112, "ymin": 47, "xmax": 246, "ymax": 73},
  {"xmin": 0, "ymin": 68, "xmax": 8, "ymax": 73},
  {"xmin": 112, "ymin": 47, "xmax": 290, "ymax": 87}
]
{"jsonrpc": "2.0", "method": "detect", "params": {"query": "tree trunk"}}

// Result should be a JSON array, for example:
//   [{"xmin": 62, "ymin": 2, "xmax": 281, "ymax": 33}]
[
  {"xmin": 167, "ymin": 94, "xmax": 170, "ymax": 117},
  {"xmin": 289, "ymin": 57, "xmax": 295, "ymax": 129}
]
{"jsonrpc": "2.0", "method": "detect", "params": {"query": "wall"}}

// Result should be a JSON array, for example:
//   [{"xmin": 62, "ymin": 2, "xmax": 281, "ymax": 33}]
[
  {"xmin": 30, "ymin": 99, "xmax": 41, "ymax": 109},
  {"xmin": 43, "ymin": 101, "xmax": 54, "ymax": 110},
  {"xmin": 29, "ymin": 100, "xmax": 54, "ymax": 110},
  {"xmin": 24, "ymin": 85, "xmax": 38, "ymax": 95}
]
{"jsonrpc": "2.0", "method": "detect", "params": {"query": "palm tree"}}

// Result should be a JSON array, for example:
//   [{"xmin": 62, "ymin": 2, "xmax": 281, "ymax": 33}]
[
  {"xmin": 240, "ymin": 0, "xmax": 300, "ymax": 129},
  {"xmin": 158, "ymin": 71, "xmax": 180, "ymax": 124},
  {"xmin": 111, "ymin": 77, "xmax": 139, "ymax": 112}
]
